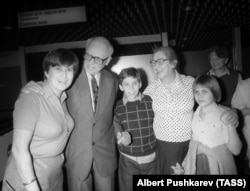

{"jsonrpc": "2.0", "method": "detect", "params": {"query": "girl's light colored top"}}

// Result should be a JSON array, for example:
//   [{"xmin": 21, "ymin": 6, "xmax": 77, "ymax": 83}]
[{"xmin": 192, "ymin": 104, "xmax": 229, "ymax": 148}]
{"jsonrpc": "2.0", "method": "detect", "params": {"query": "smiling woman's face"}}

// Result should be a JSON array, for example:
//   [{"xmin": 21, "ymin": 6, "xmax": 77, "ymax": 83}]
[
  {"xmin": 45, "ymin": 65, "xmax": 74, "ymax": 95},
  {"xmin": 152, "ymin": 51, "xmax": 175, "ymax": 81}
]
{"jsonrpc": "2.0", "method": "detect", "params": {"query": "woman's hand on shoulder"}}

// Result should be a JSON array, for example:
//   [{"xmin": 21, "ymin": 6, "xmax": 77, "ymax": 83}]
[
  {"xmin": 20, "ymin": 81, "xmax": 44, "ymax": 95},
  {"xmin": 220, "ymin": 107, "xmax": 239, "ymax": 128}
]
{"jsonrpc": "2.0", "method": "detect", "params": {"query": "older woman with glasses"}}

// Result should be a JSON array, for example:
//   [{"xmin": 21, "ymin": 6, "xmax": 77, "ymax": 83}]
[
  {"xmin": 144, "ymin": 47, "xmax": 194, "ymax": 174},
  {"xmin": 144, "ymin": 46, "xmax": 239, "ymax": 174}
]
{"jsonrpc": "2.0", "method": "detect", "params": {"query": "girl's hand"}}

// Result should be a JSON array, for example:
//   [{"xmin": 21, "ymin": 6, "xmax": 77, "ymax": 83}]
[{"xmin": 171, "ymin": 162, "xmax": 184, "ymax": 175}]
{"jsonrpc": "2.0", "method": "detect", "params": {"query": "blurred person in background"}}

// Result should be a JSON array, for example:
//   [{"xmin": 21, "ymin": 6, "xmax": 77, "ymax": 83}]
[{"xmin": 205, "ymin": 45, "xmax": 242, "ymax": 107}]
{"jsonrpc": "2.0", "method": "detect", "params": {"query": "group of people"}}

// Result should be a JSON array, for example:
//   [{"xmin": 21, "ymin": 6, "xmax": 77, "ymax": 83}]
[{"xmin": 1, "ymin": 36, "xmax": 248, "ymax": 191}]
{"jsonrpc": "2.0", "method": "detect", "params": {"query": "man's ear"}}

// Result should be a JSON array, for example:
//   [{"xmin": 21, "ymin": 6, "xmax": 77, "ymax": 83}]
[
  {"xmin": 105, "ymin": 57, "xmax": 112, "ymax": 66},
  {"xmin": 44, "ymin": 71, "xmax": 48, "ymax": 80},
  {"xmin": 171, "ymin": 60, "xmax": 178, "ymax": 69},
  {"xmin": 225, "ymin": 58, "xmax": 229, "ymax": 65},
  {"xmin": 119, "ymin": 84, "xmax": 124, "ymax": 91}
]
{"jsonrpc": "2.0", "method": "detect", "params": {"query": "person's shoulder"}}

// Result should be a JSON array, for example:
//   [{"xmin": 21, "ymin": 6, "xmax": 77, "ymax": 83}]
[
  {"xmin": 16, "ymin": 91, "xmax": 42, "ymax": 107},
  {"xmin": 114, "ymin": 99, "xmax": 126, "ymax": 114},
  {"xmin": 242, "ymin": 78, "xmax": 250, "ymax": 84},
  {"xmin": 142, "ymin": 94, "xmax": 153, "ymax": 101},
  {"xmin": 238, "ymin": 78, "xmax": 250, "ymax": 89},
  {"xmin": 228, "ymin": 69, "xmax": 241, "ymax": 76},
  {"xmin": 201, "ymin": 70, "xmax": 210, "ymax": 75},
  {"xmin": 185, "ymin": 75, "xmax": 195, "ymax": 81},
  {"xmin": 179, "ymin": 73, "xmax": 195, "ymax": 84},
  {"xmin": 148, "ymin": 79, "xmax": 160, "ymax": 87},
  {"xmin": 144, "ymin": 79, "xmax": 160, "ymax": 95},
  {"xmin": 217, "ymin": 104, "xmax": 229, "ymax": 115},
  {"xmin": 102, "ymin": 69, "xmax": 118, "ymax": 80},
  {"xmin": 21, "ymin": 81, "xmax": 46, "ymax": 98},
  {"xmin": 18, "ymin": 91, "xmax": 36, "ymax": 99},
  {"xmin": 115, "ymin": 98, "xmax": 124, "ymax": 108}
]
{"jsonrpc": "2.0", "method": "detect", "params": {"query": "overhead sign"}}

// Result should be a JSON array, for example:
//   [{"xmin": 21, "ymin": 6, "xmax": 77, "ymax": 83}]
[{"xmin": 18, "ymin": 6, "xmax": 86, "ymax": 28}]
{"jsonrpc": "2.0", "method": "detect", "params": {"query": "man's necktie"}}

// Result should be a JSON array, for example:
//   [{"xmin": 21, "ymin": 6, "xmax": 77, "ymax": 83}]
[{"xmin": 91, "ymin": 75, "xmax": 98, "ymax": 111}]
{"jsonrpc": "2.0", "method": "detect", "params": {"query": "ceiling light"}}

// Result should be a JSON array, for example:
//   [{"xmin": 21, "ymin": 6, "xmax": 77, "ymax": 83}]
[
  {"xmin": 2, "ymin": 26, "xmax": 14, "ymax": 30},
  {"xmin": 183, "ymin": 6, "xmax": 193, "ymax": 12}
]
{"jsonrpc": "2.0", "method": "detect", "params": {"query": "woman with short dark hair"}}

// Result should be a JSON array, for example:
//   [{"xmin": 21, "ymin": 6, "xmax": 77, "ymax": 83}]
[{"xmin": 2, "ymin": 48, "xmax": 79, "ymax": 191}]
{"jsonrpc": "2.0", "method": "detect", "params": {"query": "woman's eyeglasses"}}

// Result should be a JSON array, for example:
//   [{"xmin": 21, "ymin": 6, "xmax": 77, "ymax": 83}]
[{"xmin": 149, "ymin": 58, "xmax": 169, "ymax": 67}]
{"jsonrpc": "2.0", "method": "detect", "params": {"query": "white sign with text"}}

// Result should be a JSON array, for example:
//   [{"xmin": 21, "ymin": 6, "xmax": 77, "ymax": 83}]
[{"xmin": 18, "ymin": 6, "xmax": 86, "ymax": 28}]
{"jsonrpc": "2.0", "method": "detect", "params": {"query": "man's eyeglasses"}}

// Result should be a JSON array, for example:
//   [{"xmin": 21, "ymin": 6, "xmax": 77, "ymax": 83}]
[
  {"xmin": 84, "ymin": 53, "xmax": 109, "ymax": 65},
  {"xmin": 149, "ymin": 58, "xmax": 169, "ymax": 67}
]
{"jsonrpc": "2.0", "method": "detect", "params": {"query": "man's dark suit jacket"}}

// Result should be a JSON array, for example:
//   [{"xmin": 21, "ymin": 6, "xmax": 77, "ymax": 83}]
[{"xmin": 66, "ymin": 68, "xmax": 118, "ymax": 181}]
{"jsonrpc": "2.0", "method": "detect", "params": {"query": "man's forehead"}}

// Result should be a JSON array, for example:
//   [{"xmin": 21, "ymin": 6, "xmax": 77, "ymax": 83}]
[
  {"xmin": 88, "ymin": 41, "xmax": 106, "ymax": 49},
  {"xmin": 86, "ymin": 41, "xmax": 109, "ymax": 57}
]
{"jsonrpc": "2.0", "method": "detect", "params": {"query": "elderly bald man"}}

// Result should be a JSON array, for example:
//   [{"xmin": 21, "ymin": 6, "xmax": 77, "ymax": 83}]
[{"xmin": 66, "ymin": 37, "xmax": 118, "ymax": 191}]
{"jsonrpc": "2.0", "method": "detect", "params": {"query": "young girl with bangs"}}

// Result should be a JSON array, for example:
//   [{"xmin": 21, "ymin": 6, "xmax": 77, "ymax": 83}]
[{"xmin": 172, "ymin": 75, "xmax": 242, "ymax": 174}]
